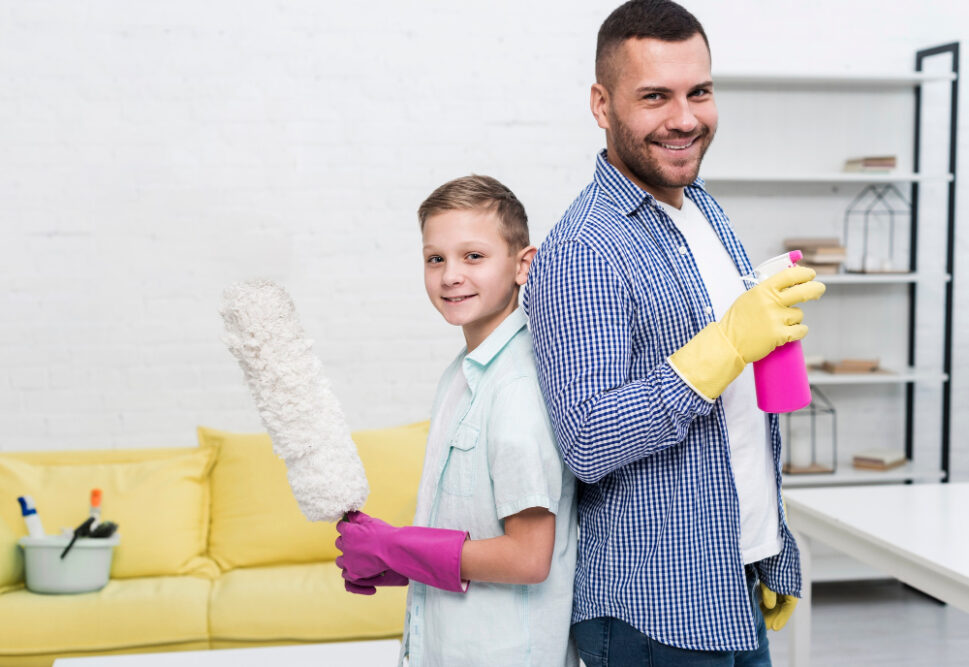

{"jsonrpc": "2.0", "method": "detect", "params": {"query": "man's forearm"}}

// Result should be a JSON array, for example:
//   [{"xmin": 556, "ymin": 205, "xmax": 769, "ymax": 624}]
[{"xmin": 542, "ymin": 360, "xmax": 714, "ymax": 483}]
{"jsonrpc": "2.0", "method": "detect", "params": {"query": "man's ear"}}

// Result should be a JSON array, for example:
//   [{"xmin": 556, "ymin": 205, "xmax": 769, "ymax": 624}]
[
  {"xmin": 590, "ymin": 83, "xmax": 611, "ymax": 131},
  {"xmin": 516, "ymin": 246, "xmax": 538, "ymax": 286}
]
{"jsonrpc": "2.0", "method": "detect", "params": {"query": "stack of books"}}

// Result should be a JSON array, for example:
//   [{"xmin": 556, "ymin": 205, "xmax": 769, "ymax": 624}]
[
  {"xmin": 852, "ymin": 448, "xmax": 907, "ymax": 471},
  {"xmin": 819, "ymin": 358, "xmax": 881, "ymax": 374},
  {"xmin": 784, "ymin": 237, "xmax": 846, "ymax": 274},
  {"xmin": 844, "ymin": 155, "xmax": 897, "ymax": 172}
]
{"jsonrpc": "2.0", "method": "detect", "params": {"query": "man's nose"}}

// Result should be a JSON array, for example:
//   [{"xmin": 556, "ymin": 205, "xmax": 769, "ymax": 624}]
[{"xmin": 666, "ymin": 97, "xmax": 699, "ymax": 133}]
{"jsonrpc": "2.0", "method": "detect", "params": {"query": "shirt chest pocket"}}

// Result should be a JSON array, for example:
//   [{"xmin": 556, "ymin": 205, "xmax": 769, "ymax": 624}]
[{"xmin": 440, "ymin": 424, "xmax": 479, "ymax": 497}]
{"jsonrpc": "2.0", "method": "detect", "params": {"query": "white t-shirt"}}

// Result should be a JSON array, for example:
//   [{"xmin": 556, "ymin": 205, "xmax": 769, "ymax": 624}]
[{"xmin": 657, "ymin": 197, "xmax": 782, "ymax": 564}]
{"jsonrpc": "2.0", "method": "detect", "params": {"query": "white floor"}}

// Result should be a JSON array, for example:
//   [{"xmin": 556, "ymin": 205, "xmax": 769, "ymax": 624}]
[{"xmin": 768, "ymin": 580, "xmax": 969, "ymax": 666}]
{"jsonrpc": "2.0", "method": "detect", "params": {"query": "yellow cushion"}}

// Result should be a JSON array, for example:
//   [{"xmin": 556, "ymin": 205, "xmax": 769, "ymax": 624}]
[
  {"xmin": 209, "ymin": 562, "xmax": 406, "ymax": 642},
  {"xmin": 0, "ymin": 517, "xmax": 22, "ymax": 594},
  {"xmin": 0, "ymin": 447, "xmax": 202, "ymax": 593},
  {"xmin": 0, "ymin": 448, "xmax": 218, "ymax": 581},
  {"xmin": 198, "ymin": 421, "xmax": 427, "ymax": 570},
  {"xmin": 0, "ymin": 575, "xmax": 211, "ymax": 655},
  {"xmin": 1, "ymin": 446, "xmax": 202, "ymax": 466}
]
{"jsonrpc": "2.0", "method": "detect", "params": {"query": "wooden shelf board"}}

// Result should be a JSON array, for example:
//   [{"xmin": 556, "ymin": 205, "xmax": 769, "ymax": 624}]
[
  {"xmin": 702, "ymin": 172, "xmax": 952, "ymax": 184},
  {"xmin": 714, "ymin": 72, "xmax": 956, "ymax": 87},
  {"xmin": 819, "ymin": 272, "xmax": 951, "ymax": 285},
  {"xmin": 806, "ymin": 368, "xmax": 947, "ymax": 385},
  {"xmin": 782, "ymin": 462, "xmax": 945, "ymax": 488}
]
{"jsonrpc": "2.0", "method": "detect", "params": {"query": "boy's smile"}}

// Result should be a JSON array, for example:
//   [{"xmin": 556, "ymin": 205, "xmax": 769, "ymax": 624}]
[{"xmin": 422, "ymin": 208, "xmax": 535, "ymax": 352}]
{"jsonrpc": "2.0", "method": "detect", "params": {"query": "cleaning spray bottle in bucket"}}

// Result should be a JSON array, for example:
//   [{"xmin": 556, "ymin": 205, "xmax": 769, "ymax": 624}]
[
  {"xmin": 17, "ymin": 496, "xmax": 46, "ymax": 538},
  {"xmin": 747, "ymin": 250, "xmax": 812, "ymax": 413}
]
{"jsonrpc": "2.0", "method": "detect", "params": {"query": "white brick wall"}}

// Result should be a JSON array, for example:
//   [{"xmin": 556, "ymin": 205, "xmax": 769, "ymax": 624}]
[{"xmin": 1, "ymin": 1, "xmax": 967, "ymax": 480}]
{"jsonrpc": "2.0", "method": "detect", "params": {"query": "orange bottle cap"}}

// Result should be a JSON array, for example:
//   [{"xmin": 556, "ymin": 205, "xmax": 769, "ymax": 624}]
[{"xmin": 91, "ymin": 489, "xmax": 102, "ymax": 507}]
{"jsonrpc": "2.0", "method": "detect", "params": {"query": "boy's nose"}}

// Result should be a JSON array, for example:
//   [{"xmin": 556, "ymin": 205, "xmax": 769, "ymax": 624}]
[{"xmin": 442, "ymin": 268, "xmax": 464, "ymax": 286}]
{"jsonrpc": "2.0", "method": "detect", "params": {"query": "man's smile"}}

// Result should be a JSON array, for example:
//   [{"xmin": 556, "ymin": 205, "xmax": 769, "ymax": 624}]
[{"xmin": 655, "ymin": 138, "xmax": 696, "ymax": 151}]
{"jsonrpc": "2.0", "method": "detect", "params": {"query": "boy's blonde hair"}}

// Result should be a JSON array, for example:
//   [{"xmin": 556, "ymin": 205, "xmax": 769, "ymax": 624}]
[{"xmin": 417, "ymin": 175, "xmax": 529, "ymax": 251}]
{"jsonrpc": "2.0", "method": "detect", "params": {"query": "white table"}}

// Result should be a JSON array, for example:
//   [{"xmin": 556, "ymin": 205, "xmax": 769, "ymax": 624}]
[
  {"xmin": 784, "ymin": 483, "xmax": 969, "ymax": 667},
  {"xmin": 52, "ymin": 640, "xmax": 401, "ymax": 666}
]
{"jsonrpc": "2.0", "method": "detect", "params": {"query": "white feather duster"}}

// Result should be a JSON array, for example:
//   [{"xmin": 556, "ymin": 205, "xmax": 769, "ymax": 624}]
[{"xmin": 220, "ymin": 279, "xmax": 369, "ymax": 521}]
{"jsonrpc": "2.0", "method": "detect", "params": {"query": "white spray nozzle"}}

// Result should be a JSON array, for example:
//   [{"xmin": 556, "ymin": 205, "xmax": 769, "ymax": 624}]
[{"xmin": 746, "ymin": 250, "xmax": 802, "ymax": 285}]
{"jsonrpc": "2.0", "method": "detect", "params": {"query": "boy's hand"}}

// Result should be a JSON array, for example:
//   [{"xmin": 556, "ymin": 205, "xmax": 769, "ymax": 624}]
[
  {"xmin": 341, "ymin": 569, "xmax": 409, "ymax": 595},
  {"xmin": 334, "ymin": 511, "xmax": 469, "ymax": 593},
  {"xmin": 759, "ymin": 583, "xmax": 798, "ymax": 631}
]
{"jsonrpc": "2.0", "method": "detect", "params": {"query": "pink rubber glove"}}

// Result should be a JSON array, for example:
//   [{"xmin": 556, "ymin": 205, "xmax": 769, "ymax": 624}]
[
  {"xmin": 335, "ymin": 511, "xmax": 468, "ymax": 593},
  {"xmin": 341, "ymin": 568, "xmax": 409, "ymax": 595}
]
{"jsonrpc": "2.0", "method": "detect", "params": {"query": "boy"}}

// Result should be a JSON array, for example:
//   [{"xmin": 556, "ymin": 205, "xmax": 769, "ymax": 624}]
[{"xmin": 335, "ymin": 175, "xmax": 578, "ymax": 666}]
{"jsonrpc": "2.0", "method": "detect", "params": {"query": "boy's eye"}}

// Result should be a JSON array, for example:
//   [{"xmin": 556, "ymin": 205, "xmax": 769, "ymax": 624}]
[
  {"xmin": 426, "ymin": 255, "xmax": 443, "ymax": 264},
  {"xmin": 466, "ymin": 252, "xmax": 484, "ymax": 261}
]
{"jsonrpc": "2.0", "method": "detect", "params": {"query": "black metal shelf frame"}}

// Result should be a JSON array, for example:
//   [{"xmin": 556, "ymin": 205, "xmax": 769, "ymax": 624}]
[{"xmin": 908, "ymin": 42, "xmax": 959, "ymax": 482}]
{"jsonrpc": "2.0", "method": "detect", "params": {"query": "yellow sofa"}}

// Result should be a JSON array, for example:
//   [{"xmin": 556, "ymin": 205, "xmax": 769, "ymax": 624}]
[{"xmin": 0, "ymin": 421, "xmax": 428, "ymax": 666}]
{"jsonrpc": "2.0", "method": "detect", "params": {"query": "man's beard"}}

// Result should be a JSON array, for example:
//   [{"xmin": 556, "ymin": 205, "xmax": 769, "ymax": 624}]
[{"xmin": 610, "ymin": 111, "xmax": 715, "ymax": 190}]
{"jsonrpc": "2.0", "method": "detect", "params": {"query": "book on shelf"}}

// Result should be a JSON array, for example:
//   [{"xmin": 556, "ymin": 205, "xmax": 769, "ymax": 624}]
[
  {"xmin": 844, "ymin": 155, "xmax": 898, "ymax": 172},
  {"xmin": 801, "ymin": 262, "xmax": 840, "ymax": 274},
  {"xmin": 801, "ymin": 249, "xmax": 847, "ymax": 264},
  {"xmin": 818, "ymin": 358, "xmax": 881, "ymax": 374},
  {"xmin": 784, "ymin": 237, "xmax": 845, "ymax": 270},
  {"xmin": 852, "ymin": 448, "xmax": 907, "ymax": 471},
  {"xmin": 784, "ymin": 237, "xmax": 840, "ymax": 251}
]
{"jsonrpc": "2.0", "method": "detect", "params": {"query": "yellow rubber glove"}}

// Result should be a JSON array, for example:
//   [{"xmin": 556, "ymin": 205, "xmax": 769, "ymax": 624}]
[
  {"xmin": 668, "ymin": 266, "xmax": 825, "ymax": 401},
  {"xmin": 759, "ymin": 583, "xmax": 798, "ymax": 631}
]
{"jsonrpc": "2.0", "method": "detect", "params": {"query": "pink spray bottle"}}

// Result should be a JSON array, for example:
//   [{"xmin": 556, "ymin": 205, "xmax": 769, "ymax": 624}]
[{"xmin": 747, "ymin": 250, "xmax": 812, "ymax": 413}]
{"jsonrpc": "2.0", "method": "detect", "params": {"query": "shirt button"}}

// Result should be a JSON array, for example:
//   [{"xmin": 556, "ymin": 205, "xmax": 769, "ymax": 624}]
[
  {"xmin": 704, "ymin": 306, "xmax": 713, "ymax": 315},
  {"xmin": 678, "ymin": 246, "xmax": 688, "ymax": 255}
]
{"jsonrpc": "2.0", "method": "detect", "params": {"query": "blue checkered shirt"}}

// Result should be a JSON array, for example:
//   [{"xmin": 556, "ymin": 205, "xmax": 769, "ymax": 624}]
[{"xmin": 523, "ymin": 151, "xmax": 801, "ymax": 652}]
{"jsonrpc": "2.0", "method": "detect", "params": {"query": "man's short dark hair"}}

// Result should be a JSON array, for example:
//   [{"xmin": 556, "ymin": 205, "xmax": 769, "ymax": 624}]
[{"xmin": 595, "ymin": 0, "xmax": 709, "ymax": 89}]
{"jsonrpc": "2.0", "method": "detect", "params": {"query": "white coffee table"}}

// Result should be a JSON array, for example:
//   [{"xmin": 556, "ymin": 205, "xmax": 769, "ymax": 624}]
[
  {"xmin": 52, "ymin": 640, "xmax": 401, "ymax": 665},
  {"xmin": 784, "ymin": 483, "xmax": 969, "ymax": 667}
]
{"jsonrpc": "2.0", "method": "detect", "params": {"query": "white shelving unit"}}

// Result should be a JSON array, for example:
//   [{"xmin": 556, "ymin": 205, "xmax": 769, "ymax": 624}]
[
  {"xmin": 782, "ymin": 461, "xmax": 946, "ymax": 489},
  {"xmin": 807, "ymin": 368, "xmax": 947, "ymax": 386},
  {"xmin": 712, "ymin": 47, "xmax": 959, "ymax": 582},
  {"xmin": 713, "ymin": 71, "xmax": 956, "ymax": 88},
  {"xmin": 704, "ymin": 171, "xmax": 952, "ymax": 184}
]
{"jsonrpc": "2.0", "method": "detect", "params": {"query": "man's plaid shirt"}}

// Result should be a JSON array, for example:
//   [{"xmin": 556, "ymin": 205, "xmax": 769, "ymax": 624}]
[{"xmin": 523, "ymin": 151, "xmax": 801, "ymax": 652}]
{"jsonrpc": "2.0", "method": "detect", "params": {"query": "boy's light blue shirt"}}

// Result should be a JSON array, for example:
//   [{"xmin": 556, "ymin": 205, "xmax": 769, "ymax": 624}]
[{"xmin": 400, "ymin": 307, "xmax": 578, "ymax": 667}]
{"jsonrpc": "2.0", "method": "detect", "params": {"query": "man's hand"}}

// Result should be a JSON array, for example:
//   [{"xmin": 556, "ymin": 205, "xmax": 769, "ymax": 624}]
[
  {"xmin": 759, "ymin": 583, "xmax": 798, "ymax": 631},
  {"xmin": 669, "ymin": 266, "xmax": 825, "ymax": 401}
]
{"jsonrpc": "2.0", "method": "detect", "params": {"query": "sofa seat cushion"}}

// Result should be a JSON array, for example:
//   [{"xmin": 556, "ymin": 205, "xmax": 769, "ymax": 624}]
[
  {"xmin": 209, "ymin": 562, "xmax": 406, "ymax": 642},
  {"xmin": 0, "ymin": 575, "xmax": 211, "ymax": 656},
  {"xmin": 198, "ymin": 421, "xmax": 428, "ymax": 570}
]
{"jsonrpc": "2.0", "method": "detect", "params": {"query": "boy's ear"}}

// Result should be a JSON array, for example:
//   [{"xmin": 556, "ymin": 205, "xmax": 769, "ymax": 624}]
[{"xmin": 515, "ymin": 245, "xmax": 538, "ymax": 286}]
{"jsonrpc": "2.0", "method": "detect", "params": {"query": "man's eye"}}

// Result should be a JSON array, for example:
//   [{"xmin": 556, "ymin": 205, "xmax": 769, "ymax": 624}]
[
  {"xmin": 690, "ymin": 88, "xmax": 710, "ymax": 98},
  {"xmin": 643, "ymin": 93, "xmax": 663, "ymax": 101}
]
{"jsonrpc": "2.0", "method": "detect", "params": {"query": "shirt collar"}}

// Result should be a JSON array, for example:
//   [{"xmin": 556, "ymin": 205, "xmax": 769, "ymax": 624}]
[
  {"xmin": 462, "ymin": 307, "xmax": 527, "ymax": 394},
  {"xmin": 592, "ymin": 149, "xmax": 706, "ymax": 216}
]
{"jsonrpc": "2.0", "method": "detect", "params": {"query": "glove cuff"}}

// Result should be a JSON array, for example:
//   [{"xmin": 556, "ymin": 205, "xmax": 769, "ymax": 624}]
[
  {"xmin": 389, "ymin": 526, "xmax": 470, "ymax": 594},
  {"xmin": 668, "ymin": 323, "xmax": 745, "ymax": 401}
]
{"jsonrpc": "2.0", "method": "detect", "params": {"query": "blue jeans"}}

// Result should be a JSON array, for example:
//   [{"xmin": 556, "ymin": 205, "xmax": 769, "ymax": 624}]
[{"xmin": 572, "ymin": 569, "xmax": 771, "ymax": 666}]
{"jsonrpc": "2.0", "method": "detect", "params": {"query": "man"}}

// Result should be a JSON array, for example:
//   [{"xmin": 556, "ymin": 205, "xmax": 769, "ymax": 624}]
[{"xmin": 524, "ymin": 1, "xmax": 825, "ymax": 664}]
